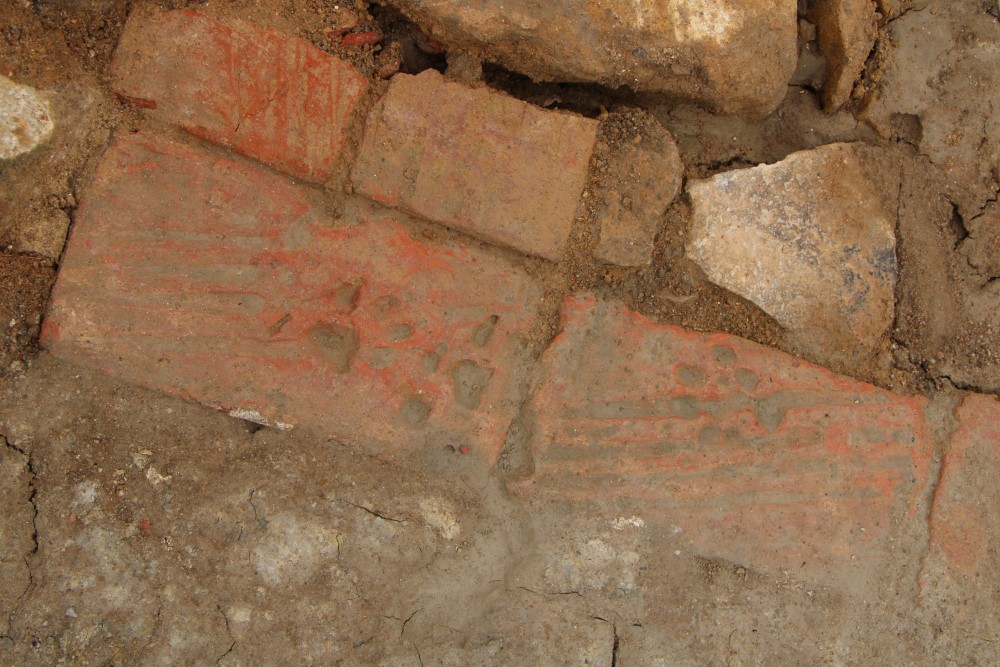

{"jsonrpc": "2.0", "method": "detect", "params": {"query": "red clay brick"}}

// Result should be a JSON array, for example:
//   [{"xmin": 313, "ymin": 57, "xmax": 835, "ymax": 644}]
[
  {"xmin": 513, "ymin": 295, "xmax": 934, "ymax": 580},
  {"xmin": 111, "ymin": 8, "xmax": 367, "ymax": 183},
  {"xmin": 927, "ymin": 394, "xmax": 1000, "ymax": 578},
  {"xmin": 43, "ymin": 132, "xmax": 542, "ymax": 464},
  {"xmin": 350, "ymin": 70, "xmax": 598, "ymax": 261}
]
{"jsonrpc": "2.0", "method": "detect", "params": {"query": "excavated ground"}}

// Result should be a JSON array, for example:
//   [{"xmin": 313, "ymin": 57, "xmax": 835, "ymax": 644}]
[{"xmin": 1, "ymin": 0, "xmax": 999, "ymax": 664}]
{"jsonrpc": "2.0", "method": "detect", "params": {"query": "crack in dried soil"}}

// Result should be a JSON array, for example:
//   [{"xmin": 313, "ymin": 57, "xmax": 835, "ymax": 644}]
[
  {"xmin": 138, "ymin": 602, "xmax": 164, "ymax": 658},
  {"xmin": 215, "ymin": 605, "xmax": 237, "ymax": 665},
  {"xmin": 392, "ymin": 606, "xmax": 422, "ymax": 637},
  {"xmin": 591, "ymin": 615, "xmax": 621, "ymax": 667},
  {"xmin": 1, "ymin": 435, "xmax": 39, "ymax": 640},
  {"xmin": 515, "ymin": 585, "xmax": 582, "ymax": 598},
  {"xmin": 248, "ymin": 486, "xmax": 267, "ymax": 529},
  {"xmin": 341, "ymin": 499, "xmax": 406, "ymax": 523}
]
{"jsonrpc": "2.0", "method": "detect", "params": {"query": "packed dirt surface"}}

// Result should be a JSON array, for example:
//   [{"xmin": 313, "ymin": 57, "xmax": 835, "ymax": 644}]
[{"xmin": 2, "ymin": 0, "xmax": 1000, "ymax": 664}]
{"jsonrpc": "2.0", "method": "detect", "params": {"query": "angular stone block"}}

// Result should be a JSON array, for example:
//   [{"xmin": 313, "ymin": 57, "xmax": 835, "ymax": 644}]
[
  {"xmin": 687, "ymin": 143, "xmax": 897, "ymax": 360},
  {"xmin": 351, "ymin": 70, "xmax": 597, "ymax": 261},
  {"xmin": 812, "ymin": 0, "xmax": 878, "ymax": 110},
  {"xmin": 0, "ymin": 74, "xmax": 53, "ymax": 160}
]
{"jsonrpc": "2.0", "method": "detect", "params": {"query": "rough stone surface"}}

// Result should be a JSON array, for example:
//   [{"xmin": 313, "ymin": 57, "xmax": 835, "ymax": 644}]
[
  {"xmin": 0, "ymin": 74, "xmax": 53, "ymax": 160},
  {"xmin": 4, "ymin": 206, "xmax": 70, "ymax": 259},
  {"xmin": 387, "ymin": 0, "xmax": 799, "ymax": 117},
  {"xmin": 111, "ymin": 8, "xmax": 367, "ymax": 183},
  {"xmin": 43, "ymin": 132, "xmax": 543, "ymax": 464},
  {"xmin": 0, "ymin": 83, "xmax": 102, "ymax": 261},
  {"xmin": 351, "ymin": 70, "xmax": 597, "ymax": 261},
  {"xmin": 512, "ymin": 295, "xmax": 933, "ymax": 582},
  {"xmin": 812, "ymin": 0, "xmax": 877, "ymax": 110},
  {"xmin": 687, "ymin": 142, "xmax": 897, "ymax": 363},
  {"xmin": 591, "ymin": 111, "xmax": 683, "ymax": 267}
]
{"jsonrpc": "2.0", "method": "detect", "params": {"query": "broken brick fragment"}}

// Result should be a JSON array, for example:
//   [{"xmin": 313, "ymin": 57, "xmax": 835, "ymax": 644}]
[{"xmin": 342, "ymin": 31, "xmax": 382, "ymax": 46}]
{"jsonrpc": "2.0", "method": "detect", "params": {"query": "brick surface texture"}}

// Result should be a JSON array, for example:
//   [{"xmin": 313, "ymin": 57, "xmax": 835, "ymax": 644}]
[
  {"xmin": 111, "ymin": 8, "xmax": 367, "ymax": 183},
  {"xmin": 927, "ymin": 394, "xmax": 1000, "ymax": 578},
  {"xmin": 43, "ymin": 132, "xmax": 542, "ymax": 463},
  {"xmin": 351, "ymin": 70, "xmax": 598, "ymax": 261},
  {"xmin": 514, "ymin": 295, "xmax": 934, "ymax": 579}
]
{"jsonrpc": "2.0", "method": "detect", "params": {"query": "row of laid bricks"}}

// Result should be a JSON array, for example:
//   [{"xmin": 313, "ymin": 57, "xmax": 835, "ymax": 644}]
[
  {"xmin": 111, "ymin": 7, "xmax": 599, "ymax": 262},
  {"xmin": 44, "ymin": 8, "xmax": 1000, "ymax": 585}
]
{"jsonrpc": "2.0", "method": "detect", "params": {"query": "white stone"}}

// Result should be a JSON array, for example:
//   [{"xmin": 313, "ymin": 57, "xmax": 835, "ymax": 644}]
[
  {"xmin": 0, "ymin": 75, "xmax": 54, "ymax": 160},
  {"xmin": 419, "ymin": 497, "xmax": 460, "ymax": 540}
]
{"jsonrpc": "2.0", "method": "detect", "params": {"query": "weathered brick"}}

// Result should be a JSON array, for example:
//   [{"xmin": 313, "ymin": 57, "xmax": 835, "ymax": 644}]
[
  {"xmin": 351, "ymin": 70, "xmax": 597, "ymax": 261},
  {"xmin": 513, "ymin": 295, "xmax": 933, "ymax": 580},
  {"xmin": 111, "ymin": 8, "xmax": 367, "ymax": 183},
  {"xmin": 43, "ymin": 132, "xmax": 542, "ymax": 464},
  {"xmin": 927, "ymin": 395, "xmax": 1000, "ymax": 578}
]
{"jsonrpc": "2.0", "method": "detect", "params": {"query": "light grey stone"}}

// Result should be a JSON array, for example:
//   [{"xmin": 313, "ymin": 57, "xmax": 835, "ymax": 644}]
[{"xmin": 687, "ymin": 142, "xmax": 897, "ymax": 357}]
